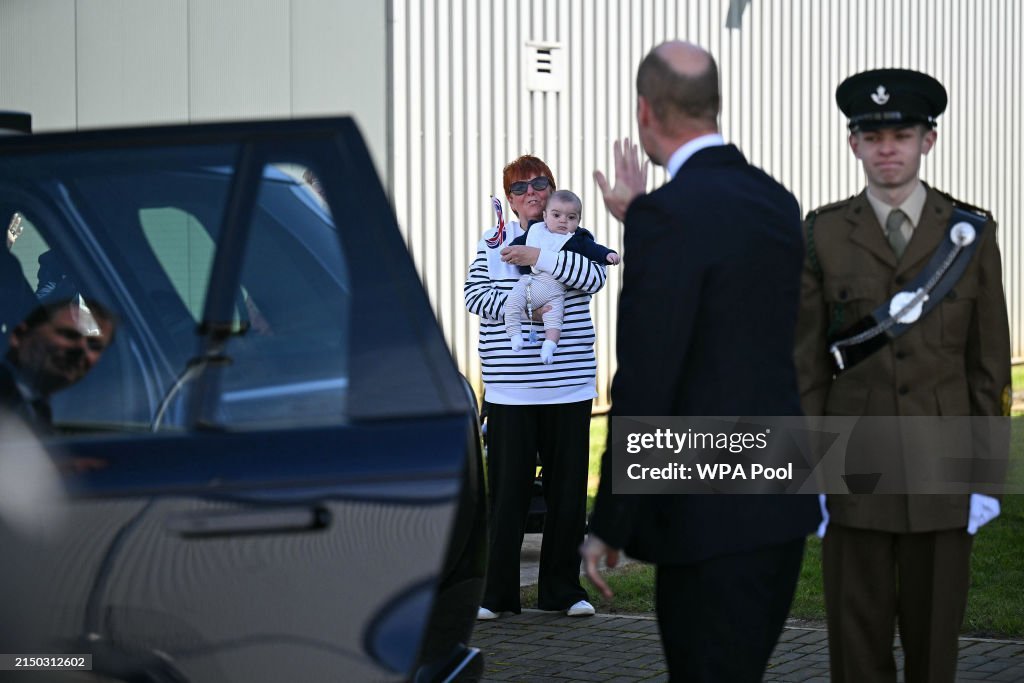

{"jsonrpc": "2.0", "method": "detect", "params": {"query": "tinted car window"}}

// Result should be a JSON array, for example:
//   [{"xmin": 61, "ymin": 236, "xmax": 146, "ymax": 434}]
[
  {"xmin": 1, "ymin": 148, "xmax": 350, "ymax": 430},
  {"xmin": 217, "ymin": 166, "xmax": 349, "ymax": 427},
  {"xmin": 139, "ymin": 206, "xmax": 216, "ymax": 320},
  {"xmin": 6, "ymin": 212, "xmax": 51, "ymax": 292}
]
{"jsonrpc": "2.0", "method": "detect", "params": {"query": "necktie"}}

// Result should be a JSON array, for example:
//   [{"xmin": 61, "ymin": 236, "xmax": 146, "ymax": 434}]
[{"xmin": 886, "ymin": 209, "xmax": 908, "ymax": 258}]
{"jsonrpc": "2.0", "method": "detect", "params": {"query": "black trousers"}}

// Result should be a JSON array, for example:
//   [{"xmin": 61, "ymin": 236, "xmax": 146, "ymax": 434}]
[
  {"xmin": 481, "ymin": 399, "xmax": 592, "ymax": 612},
  {"xmin": 655, "ymin": 538, "xmax": 806, "ymax": 682}
]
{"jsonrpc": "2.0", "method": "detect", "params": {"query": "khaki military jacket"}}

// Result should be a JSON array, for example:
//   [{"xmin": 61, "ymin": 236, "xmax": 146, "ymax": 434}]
[{"xmin": 795, "ymin": 185, "xmax": 1011, "ymax": 532}]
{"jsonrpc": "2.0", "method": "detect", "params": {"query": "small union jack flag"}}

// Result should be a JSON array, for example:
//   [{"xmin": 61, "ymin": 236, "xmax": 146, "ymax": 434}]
[{"xmin": 485, "ymin": 195, "xmax": 506, "ymax": 248}]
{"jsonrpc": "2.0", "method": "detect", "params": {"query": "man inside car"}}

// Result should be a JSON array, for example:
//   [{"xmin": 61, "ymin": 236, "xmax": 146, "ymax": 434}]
[{"xmin": 1, "ymin": 297, "xmax": 116, "ymax": 430}]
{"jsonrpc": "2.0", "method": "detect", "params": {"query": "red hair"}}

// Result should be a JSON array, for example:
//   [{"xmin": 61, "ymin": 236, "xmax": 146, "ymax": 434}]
[{"xmin": 502, "ymin": 155, "xmax": 556, "ymax": 197}]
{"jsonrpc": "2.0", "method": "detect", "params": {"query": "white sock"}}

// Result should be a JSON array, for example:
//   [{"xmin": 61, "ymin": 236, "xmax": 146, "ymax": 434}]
[
  {"xmin": 510, "ymin": 334, "xmax": 523, "ymax": 352},
  {"xmin": 541, "ymin": 339, "xmax": 557, "ymax": 364}
]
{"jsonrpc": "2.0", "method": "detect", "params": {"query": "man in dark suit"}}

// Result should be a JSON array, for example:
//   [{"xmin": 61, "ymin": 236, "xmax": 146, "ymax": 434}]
[
  {"xmin": 1, "ymin": 298, "xmax": 116, "ymax": 430},
  {"xmin": 582, "ymin": 41, "xmax": 820, "ymax": 681}
]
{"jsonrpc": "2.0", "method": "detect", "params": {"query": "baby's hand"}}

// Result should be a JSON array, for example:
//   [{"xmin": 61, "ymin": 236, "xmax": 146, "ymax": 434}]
[{"xmin": 606, "ymin": 252, "xmax": 621, "ymax": 265}]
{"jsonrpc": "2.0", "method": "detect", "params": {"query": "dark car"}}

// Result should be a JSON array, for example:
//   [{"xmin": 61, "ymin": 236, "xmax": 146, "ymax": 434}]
[{"xmin": 0, "ymin": 118, "xmax": 486, "ymax": 682}]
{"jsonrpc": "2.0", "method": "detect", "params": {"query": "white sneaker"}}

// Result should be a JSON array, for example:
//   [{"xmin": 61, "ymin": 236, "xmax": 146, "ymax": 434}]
[
  {"xmin": 566, "ymin": 600, "xmax": 595, "ymax": 617},
  {"xmin": 477, "ymin": 607, "xmax": 499, "ymax": 620}
]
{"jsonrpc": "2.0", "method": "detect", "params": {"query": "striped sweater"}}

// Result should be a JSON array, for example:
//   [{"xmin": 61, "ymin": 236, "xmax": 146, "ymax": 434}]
[{"xmin": 464, "ymin": 221, "xmax": 607, "ymax": 398}]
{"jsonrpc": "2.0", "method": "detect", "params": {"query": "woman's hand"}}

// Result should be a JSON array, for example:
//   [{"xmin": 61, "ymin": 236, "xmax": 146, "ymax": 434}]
[{"xmin": 500, "ymin": 245, "xmax": 540, "ymax": 267}]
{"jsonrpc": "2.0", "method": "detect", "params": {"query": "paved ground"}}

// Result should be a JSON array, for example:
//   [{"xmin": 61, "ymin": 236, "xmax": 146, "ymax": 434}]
[
  {"xmin": 477, "ymin": 533, "xmax": 1024, "ymax": 681},
  {"xmin": 472, "ymin": 611, "xmax": 1024, "ymax": 682}
]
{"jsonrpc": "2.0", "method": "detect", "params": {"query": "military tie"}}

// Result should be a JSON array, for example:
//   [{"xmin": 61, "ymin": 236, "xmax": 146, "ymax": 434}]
[{"xmin": 885, "ymin": 208, "xmax": 908, "ymax": 258}]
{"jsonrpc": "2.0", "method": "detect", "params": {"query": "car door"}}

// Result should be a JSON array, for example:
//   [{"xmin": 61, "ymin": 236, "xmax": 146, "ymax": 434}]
[{"xmin": 0, "ymin": 119, "xmax": 480, "ymax": 682}]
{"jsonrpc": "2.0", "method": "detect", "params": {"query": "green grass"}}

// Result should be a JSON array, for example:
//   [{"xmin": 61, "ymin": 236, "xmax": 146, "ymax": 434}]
[
  {"xmin": 961, "ymin": 416, "xmax": 1024, "ymax": 636},
  {"xmin": 1013, "ymin": 364, "xmax": 1023, "ymax": 414},
  {"xmin": 566, "ymin": 414, "xmax": 1024, "ymax": 636},
  {"xmin": 521, "ymin": 562, "xmax": 656, "ymax": 616}
]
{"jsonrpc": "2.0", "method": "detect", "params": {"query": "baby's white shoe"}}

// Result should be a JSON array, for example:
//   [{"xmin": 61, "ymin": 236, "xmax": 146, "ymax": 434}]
[
  {"xmin": 510, "ymin": 335, "xmax": 523, "ymax": 352},
  {"xmin": 541, "ymin": 339, "xmax": 557, "ymax": 364}
]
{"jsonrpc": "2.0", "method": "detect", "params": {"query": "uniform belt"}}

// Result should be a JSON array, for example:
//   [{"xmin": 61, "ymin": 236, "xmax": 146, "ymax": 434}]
[{"xmin": 828, "ymin": 206, "xmax": 989, "ymax": 374}]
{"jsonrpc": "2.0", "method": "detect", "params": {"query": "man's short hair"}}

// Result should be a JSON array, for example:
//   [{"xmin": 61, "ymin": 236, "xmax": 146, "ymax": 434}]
[
  {"xmin": 637, "ymin": 50, "xmax": 720, "ymax": 130},
  {"xmin": 547, "ymin": 189, "xmax": 582, "ymax": 214},
  {"xmin": 17, "ymin": 298, "xmax": 117, "ymax": 336}
]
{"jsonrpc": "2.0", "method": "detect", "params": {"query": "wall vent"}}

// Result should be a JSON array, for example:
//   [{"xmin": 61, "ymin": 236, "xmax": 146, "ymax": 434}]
[{"xmin": 525, "ymin": 41, "xmax": 566, "ymax": 92}]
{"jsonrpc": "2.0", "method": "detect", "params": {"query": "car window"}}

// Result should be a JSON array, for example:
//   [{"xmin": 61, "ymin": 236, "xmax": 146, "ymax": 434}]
[
  {"xmin": 71, "ymin": 160, "xmax": 348, "ymax": 430},
  {"xmin": 214, "ymin": 164, "xmax": 350, "ymax": 427},
  {"xmin": 20, "ymin": 154, "xmax": 225, "ymax": 428},
  {"xmin": 0, "ymin": 146, "xmax": 352, "ymax": 431},
  {"xmin": 0, "ymin": 122, "xmax": 466, "ymax": 436},
  {"xmin": 139, "ymin": 207, "xmax": 215, "ymax": 320},
  {"xmin": 6, "ymin": 211, "xmax": 51, "ymax": 288}
]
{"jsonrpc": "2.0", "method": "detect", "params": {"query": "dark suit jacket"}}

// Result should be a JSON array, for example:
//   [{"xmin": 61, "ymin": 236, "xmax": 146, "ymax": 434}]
[
  {"xmin": 0, "ymin": 362, "xmax": 24, "ymax": 411},
  {"xmin": 590, "ymin": 144, "xmax": 820, "ymax": 565},
  {"xmin": 0, "ymin": 362, "xmax": 51, "ymax": 429}
]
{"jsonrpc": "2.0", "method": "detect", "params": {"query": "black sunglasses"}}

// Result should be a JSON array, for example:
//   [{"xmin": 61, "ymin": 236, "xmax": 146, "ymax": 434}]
[{"xmin": 509, "ymin": 177, "xmax": 552, "ymax": 195}]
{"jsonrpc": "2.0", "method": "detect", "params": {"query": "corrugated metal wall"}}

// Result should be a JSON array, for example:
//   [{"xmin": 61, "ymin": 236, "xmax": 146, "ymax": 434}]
[
  {"xmin": 0, "ymin": 0, "xmax": 389, "ymax": 176},
  {"xmin": 391, "ymin": 0, "xmax": 1023, "ymax": 408}
]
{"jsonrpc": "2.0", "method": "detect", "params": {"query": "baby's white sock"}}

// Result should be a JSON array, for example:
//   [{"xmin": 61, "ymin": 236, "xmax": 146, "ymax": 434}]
[
  {"xmin": 510, "ymin": 334, "xmax": 523, "ymax": 352},
  {"xmin": 541, "ymin": 339, "xmax": 557, "ymax": 364}
]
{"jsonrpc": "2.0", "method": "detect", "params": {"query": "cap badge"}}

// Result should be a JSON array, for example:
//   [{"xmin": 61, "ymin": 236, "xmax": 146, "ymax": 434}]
[{"xmin": 871, "ymin": 85, "xmax": 890, "ymax": 105}]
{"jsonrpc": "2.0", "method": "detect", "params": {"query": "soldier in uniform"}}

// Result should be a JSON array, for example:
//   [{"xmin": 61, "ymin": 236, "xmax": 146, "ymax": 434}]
[{"xmin": 795, "ymin": 68, "xmax": 1012, "ymax": 683}]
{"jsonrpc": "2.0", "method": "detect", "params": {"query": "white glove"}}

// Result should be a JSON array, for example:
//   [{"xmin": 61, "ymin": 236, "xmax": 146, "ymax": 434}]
[
  {"xmin": 967, "ymin": 493, "xmax": 1000, "ymax": 535},
  {"xmin": 816, "ymin": 494, "xmax": 829, "ymax": 538}
]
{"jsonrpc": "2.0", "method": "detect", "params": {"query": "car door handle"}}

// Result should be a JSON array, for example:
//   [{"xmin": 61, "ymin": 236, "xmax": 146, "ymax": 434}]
[{"xmin": 166, "ymin": 506, "xmax": 331, "ymax": 538}]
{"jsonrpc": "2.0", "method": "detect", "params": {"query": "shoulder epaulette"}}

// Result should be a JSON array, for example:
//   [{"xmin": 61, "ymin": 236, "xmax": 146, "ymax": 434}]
[
  {"xmin": 931, "ymin": 188, "xmax": 993, "ymax": 220},
  {"xmin": 804, "ymin": 195, "xmax": 855, "ymax": 222},
  {"xmin": 804, "ymin": 196, "xmax": 855, "ymax": 285}
]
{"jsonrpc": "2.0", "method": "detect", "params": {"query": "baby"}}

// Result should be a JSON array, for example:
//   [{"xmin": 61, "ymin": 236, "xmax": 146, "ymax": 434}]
[{"xmin": 503, "ymin": 189, "xmax": 619, "ymax": 364}]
